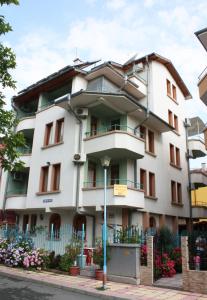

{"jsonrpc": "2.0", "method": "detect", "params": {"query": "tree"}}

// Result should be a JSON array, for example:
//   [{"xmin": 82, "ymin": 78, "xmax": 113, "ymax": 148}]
[{"xmin": 0, "ymin": 0, "xmax": 25, "ymax": 172}]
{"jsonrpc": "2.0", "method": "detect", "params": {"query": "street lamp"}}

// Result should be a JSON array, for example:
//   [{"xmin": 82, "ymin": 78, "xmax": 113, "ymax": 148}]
[{"xmin": 100, "ymin": 155, "xmax": 111, "ymax": 290}]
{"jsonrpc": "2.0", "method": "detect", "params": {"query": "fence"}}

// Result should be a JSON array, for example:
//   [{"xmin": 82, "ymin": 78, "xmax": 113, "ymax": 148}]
[{"xmin": 0, "ymin": 224, "xmax": 84, "ymax": 255}]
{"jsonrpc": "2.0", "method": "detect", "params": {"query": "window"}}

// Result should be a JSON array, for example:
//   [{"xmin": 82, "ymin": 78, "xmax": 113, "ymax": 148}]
[
  {"xmin": 148, "ymin": 130, "xmax": 154, "ymax": 153},
  {"xmin": 171, "ymin": 181, "xmax": 176, "ymax": 203},
  {"xmin": 91, "ymin": 116, "xmax": 98, "ymax": 136},
  {"xmin": 110, "ymin": 165, "xmax": 119, "ymax": 185},
  {"xmin": 177, "ymin": 183, "xmax": 182, "ymax": 204},
  {"xmin": 174, "ymin": 114, "xmax": 178, "ymax": 132},
  {"xmin": 175, "ymin": 147, "xmax": 180, "ymax": 167},
  {"xmin": 172, "ymin": 84, "xmax": 177, "ymax": 100},
  {"xmin": 166, "ymin": 79, "xmax": 171, "ymax": 96},
  {"xmin": 149, "ymin": 172, "xmax": 155, "ymax": 197},
  {"xmin": 40, "ymin": 166, "xmax": 49, "ymax": 192},
  {"xmin": 110, "ymin": 119, "xmax": 120, "ymax": 131},
  {"xmin": 44, "ymin": 122, "xmax": 53, "ymax": 146},
  {"xmin": 171, "ymin": 181, "xmax": 182, "ymax": 204},
  {"xmin": 55, "ymin": 118, "xmax": 64, "ymax": 143},
  {"xmin": 168, "ymin": 110, "xmax": 173, "ymax": 126},
  {"xmin": 140, "ymin": 125, "xmax": 146, "ymax": 140},
  {"xmin": 49, "ymin": 213, "xmax": 61, "ymax": 239},
  {"xmin": 170, "ymin": 144, "xmax": 175, "ymax": 164},
  {"xmin": 51, "ymin": 164, "xmax": 61, "ymax": 191},
  {"xmin": 140, "ymin": 169, "xmax": 147, "ymax": 194}
]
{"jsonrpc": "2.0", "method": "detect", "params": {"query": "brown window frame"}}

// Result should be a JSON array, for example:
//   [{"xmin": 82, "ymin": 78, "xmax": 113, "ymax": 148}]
[
  {"xmin": 148, "ymin": 130, "xmax": 155, "ymax": 153},
  {"xmin": 172, "ymin": 84, "xmax": 177, "ymax": 100},
  {"xmin": 168, "ymin": 110, "xmax": 173, "ymax": 126},
  {"xmin": 140, "ymin": 169, "xmax": 147, "ymax": 195},
  {"xmin": 171, "ymin": 180, "xmax": 176, "ymax": 203},
  {"xmin": 175, "ymin": 147, "xmax": 180, "ymax": 167},
  {"xmin": 51, "ymin": 163, "xmax": 61, "ymax": 191},
  {"xmin": 149, "ymin": 172, "xmax": 155, "ymax": 197},
  {"xmin": 39, "ymin": 166, "xmax": 49, "ymax": 192},
  {"xmin": 174, "ymin": 114, "xmax": 178, "ymax": 132},
  {"xmin": 55, "ymin": 118, "xmax": 64, "ymax": 144},
  {"xmin": 88, "ymin": 162, "xmax": 97, "ymax": 187},
  {"xmin": 177, "ymin": 182, "xmax": 182, "ymax": 204},
  {"xmin": 44, "ymin": 122, "xmax": 53, "ymax": 146},
  {"xmin": 110, "ymin": 164, "xmax": 119, "ymax": 185},
  {"xmin": 170, "ymin": 144, "xmax": 175, "ymax": 164},
  {"xmin": 166, "ymin": 79, "xmax": 171, "ymax": 96}
]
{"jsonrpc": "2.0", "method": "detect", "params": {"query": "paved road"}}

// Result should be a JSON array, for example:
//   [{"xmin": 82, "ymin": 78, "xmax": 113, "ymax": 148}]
[{"xmin": 0, "ymin": 274, "xmax": 99, "ymax": 300}]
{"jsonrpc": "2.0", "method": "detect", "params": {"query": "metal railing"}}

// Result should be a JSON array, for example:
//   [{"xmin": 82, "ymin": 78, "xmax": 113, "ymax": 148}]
[
  {"xmin": 85, "ymin": 124, "xmax": 144, "ymax": 139},
  {"xmin": 6, "ymin": 187, "xmax": 27, "ymax": 197},
  {"xmin": 83, "ymin": 179, "xmax": 143, "ymax": 189},
  {"xmin": 17, "ymin": 145, "xmax": 32, "ymax": 155},
  {"xmin": 188, "ymin": 231, "xmax": 207, "ymax": 271}
]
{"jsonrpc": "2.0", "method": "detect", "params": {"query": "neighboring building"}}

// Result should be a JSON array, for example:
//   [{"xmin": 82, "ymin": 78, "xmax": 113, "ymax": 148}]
[{"xmin": 0, "ymin": 53, "xmax": 193, "ymax": 244}]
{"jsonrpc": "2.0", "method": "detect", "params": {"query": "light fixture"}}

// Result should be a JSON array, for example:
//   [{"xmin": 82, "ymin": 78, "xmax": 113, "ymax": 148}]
[{"xmin": 100, "ymin": 156, "xmax": 111, "ymax": 168}]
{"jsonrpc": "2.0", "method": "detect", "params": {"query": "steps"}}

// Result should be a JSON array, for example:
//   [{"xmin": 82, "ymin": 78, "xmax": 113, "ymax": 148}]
[{"xmin": 80, "ymin": 265, "xmax": 96, "ymax": 278}]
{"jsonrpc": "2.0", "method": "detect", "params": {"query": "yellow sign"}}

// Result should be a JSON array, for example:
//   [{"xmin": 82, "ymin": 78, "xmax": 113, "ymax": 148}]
[{"xmin": 114, "ymin": 184, "xmax": 128, "ymax": 196}]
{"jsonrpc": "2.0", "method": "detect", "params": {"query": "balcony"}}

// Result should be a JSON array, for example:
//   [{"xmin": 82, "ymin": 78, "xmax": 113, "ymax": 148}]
[
  {"xmin": 191, "ymin": 171, "xmax": 207, "ymax": 188},
  {"xmin": 84, "ymin": 125, "xmax": 144, "ymax": 160},
  {"xmin": 82, "ymin": 179, "xmax": 144, "ymax": 209},
  {"xmin": 198, "ymin": 67, "xmax": 207, "ymax": 105},
  {"xmin": 5, "ymin": 195, "xmax": 27, "ymax": 210},
  {"xmin": 16, "ymin": 117, "xmax": 36, "ymax": 131},
  {"xmin": 188, "ymin": 137, "xmax": 207, "ymax": 158}
]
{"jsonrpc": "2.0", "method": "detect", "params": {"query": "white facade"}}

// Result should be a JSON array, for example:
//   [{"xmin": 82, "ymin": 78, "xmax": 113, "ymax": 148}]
[{"xmin": 0, "ymin": 54, "xmax": 193, "ymax": 244}]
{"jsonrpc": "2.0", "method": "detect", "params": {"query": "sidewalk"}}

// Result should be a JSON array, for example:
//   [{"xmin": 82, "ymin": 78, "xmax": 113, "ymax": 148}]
[{"xmin": 0, "ymin": 266, "xmax": 206, "ymax": 300}]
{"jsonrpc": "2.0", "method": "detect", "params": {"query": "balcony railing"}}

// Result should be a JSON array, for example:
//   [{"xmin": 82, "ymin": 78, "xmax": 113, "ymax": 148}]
[
  {"xmin": 83, "ymin": 179, "xmax": 143, "ymax": 190},
  {"xmin": 85, "ymin": 124, "xmax": 144, "ymax": 139},
  {"xmin": 17, "ymin": 145, "xmax": 32, "ymax": 155}
]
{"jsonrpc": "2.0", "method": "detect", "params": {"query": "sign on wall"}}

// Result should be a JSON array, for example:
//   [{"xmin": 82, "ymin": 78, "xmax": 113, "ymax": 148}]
[{"xmin": 114, "ymin": 184, "xmax": 128, "ymax": 196}]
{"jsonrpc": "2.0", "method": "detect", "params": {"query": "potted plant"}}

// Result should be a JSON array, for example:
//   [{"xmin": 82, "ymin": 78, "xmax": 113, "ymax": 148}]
[
  {"xmin": 93, "ymin": 239, "xmax": 110, "ymax": 280},
  {"xmin": 65, "ymin": 239, "xmax": 81, "ymax": 276}
]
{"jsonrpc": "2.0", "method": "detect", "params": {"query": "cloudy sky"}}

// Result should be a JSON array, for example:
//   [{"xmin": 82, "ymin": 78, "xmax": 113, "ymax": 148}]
[{"xmin": 2, "ymin": 0, "xmax": 207, "ymax": 123}]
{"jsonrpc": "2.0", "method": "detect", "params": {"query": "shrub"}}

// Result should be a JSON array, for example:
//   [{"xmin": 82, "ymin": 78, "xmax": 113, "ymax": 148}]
[{"xmin": 59, "ymin": 253, "xmax": 73, "ymax": 272}]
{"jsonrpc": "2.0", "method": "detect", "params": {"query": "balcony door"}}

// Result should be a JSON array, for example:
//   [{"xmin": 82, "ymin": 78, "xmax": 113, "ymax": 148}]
[
  {"xmin": 88, "ymin": 162, "xmax": 96, "ymax": 187},
  {"xmin": 110, "ymin": 119, "xmax": 120, "ymax": 131},
  {"xmin": 110, "ymin": 165, "xmax": 119, "ymax": 185},
  {"xmin": 90, "ymin": 116, "xmax": 98, "ymax": 136}
]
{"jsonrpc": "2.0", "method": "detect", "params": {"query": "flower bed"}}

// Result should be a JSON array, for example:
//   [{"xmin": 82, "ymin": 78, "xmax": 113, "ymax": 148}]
[{"xmin": 0, "ymin": 238, "xmax": 48, "ymax": 270}]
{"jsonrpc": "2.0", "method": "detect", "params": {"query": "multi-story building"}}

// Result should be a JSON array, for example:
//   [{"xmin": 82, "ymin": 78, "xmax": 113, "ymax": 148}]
[{"xmin": 0, "ymin": 53, "xmax": 193, "ymax": 245}]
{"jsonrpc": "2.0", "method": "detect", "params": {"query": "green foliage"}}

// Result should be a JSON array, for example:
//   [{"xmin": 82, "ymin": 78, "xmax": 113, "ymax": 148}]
[
  {"xmin": 0, "ymin": 0, "xmax": 26, "ymax": 172},
  {"xmin": 59, "ymin": 253, "xmax": 73, "ymax": 272},
  {"xmin": 48, "ymin": 251, "xmax": 61, "ymax": 269},
  {"xmin": 65, "ymin": 237, "xmax": 81, "ymax": 264},
  {"xmin": 93, "ymin": 239, "xmax": 110, "ymax": 270}
]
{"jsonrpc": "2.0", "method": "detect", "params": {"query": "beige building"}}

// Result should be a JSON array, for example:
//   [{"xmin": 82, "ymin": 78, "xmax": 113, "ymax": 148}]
[{"xmin": 0, "ymin": 53, "xmax": 195, "ymax": 245}]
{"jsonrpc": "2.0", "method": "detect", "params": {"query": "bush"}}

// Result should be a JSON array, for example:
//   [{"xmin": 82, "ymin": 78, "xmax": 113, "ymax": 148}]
[
  {"xmin": 59, "ymin": 253, "xmax": 73, "ymax": 272},
  {"xmin": 48, "ymin": 251, "xmax": 61, "ymax": 269}
]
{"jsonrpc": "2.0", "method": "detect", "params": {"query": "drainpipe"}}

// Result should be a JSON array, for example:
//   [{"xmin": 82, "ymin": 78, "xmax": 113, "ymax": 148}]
[{"xmin": 133, "ymin": 56, "xmax": 150, "ymax": 188}]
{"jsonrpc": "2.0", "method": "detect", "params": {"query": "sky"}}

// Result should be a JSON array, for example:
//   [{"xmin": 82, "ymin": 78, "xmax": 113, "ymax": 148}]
[{"xmin": 1, "ymin": 0, "xmax": 207, "ymax": 167}]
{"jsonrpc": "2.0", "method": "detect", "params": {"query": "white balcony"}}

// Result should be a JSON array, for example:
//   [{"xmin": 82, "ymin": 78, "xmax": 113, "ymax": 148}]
[
  {"xmin": 192, "ymin": 207, "xmax": 207, "ymax": 219},
  {"xmin": 84, "ymin": 130, "xmax": 144, "ymax": 160},
  {"xmin": 16, "ymin": 116, "xmax": 36, "ymax": 132},
  {"xmin": 188, "ymin": 138, "xmax": 207, "ymax": 158},
  {"xmin": 191, "ymin": 172, "xmax": 207, "ymax": 186},
  {"xmin": 82, "ymin": 184, "xmax": 145, "ymax": 210},
  {"xmin": 5, "ymin": 195, "xmax": 27, "ymax": 210}
]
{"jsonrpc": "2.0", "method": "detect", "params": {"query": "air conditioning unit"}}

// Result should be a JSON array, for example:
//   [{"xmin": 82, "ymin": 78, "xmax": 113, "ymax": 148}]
[
  {"xmin": 73, "ymin": 153, "xmax": 86, "ymax": 164},
  {"xmin": 75, "ymin": 108, "xmax": 88, "ymax": 118},
  {"xmin": 13, "ymin": 172, "xmax": 24, "ymax": 181}
]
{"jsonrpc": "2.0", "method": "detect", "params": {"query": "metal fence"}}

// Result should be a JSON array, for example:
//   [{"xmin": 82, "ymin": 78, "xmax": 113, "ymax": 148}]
[
  {"xmin": 0, "ymin": 224, "xmax": 83, "ymax": 255},
  {"xmin": 188, "ymin": 231, "xmax": 207, "ymax": 271}
]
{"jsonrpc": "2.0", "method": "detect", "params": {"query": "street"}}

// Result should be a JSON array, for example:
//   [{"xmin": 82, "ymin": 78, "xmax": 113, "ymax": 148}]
[{"xmin": 0, "ymin": 274, "xmax": 99, "ymax": 300}]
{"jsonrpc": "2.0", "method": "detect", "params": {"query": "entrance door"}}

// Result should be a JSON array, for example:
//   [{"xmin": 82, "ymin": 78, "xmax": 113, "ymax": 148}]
[
  {"xmin": 111, "ymin": 165, "xmax": 119, "ymax": 185},
  {"xmin": 73, "ymin": 214, "xmax": 86, "ymax": 239}
]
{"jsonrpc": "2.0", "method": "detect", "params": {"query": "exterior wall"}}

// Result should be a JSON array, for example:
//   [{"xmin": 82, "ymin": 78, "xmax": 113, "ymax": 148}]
[{"xmin": 182, "ymin": 236, "xmax": 207, "ymax": 294}]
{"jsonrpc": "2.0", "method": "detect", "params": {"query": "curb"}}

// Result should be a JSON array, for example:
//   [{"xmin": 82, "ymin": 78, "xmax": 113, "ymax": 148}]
[{"xmin": 0, "ymin": 268, "xmax": 129, "ymax": 300}]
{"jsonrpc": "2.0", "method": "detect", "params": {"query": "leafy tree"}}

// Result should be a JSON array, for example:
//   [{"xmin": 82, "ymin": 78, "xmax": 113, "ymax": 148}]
[{"xmin": 0, "ymin": 0, "xmax": 25, "ymax": 171}]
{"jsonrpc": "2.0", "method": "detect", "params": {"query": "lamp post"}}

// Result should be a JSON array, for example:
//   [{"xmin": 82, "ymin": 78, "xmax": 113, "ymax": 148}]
[{"xmin": 100, "ymin": 155, "xmax": 111, "ymax": 290}]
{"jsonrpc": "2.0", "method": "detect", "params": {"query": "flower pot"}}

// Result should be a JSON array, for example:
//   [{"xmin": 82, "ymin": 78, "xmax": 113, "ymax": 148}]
[
  {"xmin": 95, "ymin": 269, "xmax": 104, "ymax": 281},
  {"xmin": 69, "ymin": 266, "xmax": 80, "ymax": 276}
]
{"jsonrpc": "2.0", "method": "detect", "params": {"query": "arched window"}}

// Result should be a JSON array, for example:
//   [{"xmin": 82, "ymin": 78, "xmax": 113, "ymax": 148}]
[
  {"xmin": 149, "ymin": 216, "xmax": 156, "ymax": 228},
  {"xmin": 49, "ymin": 213, "xmax": 61, "ymax": 239}
]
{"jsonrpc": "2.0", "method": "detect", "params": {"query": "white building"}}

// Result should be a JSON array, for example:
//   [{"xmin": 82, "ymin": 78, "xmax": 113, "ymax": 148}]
[{"xmin": 0, "ymin": 53, "xmax": 196, "ymax": 245}]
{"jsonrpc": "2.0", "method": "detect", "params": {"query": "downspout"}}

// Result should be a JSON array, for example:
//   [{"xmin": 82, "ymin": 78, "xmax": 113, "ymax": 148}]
[{"xmin": 134, "ymin": 55, "xmax": 150, "ymax": 188}]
